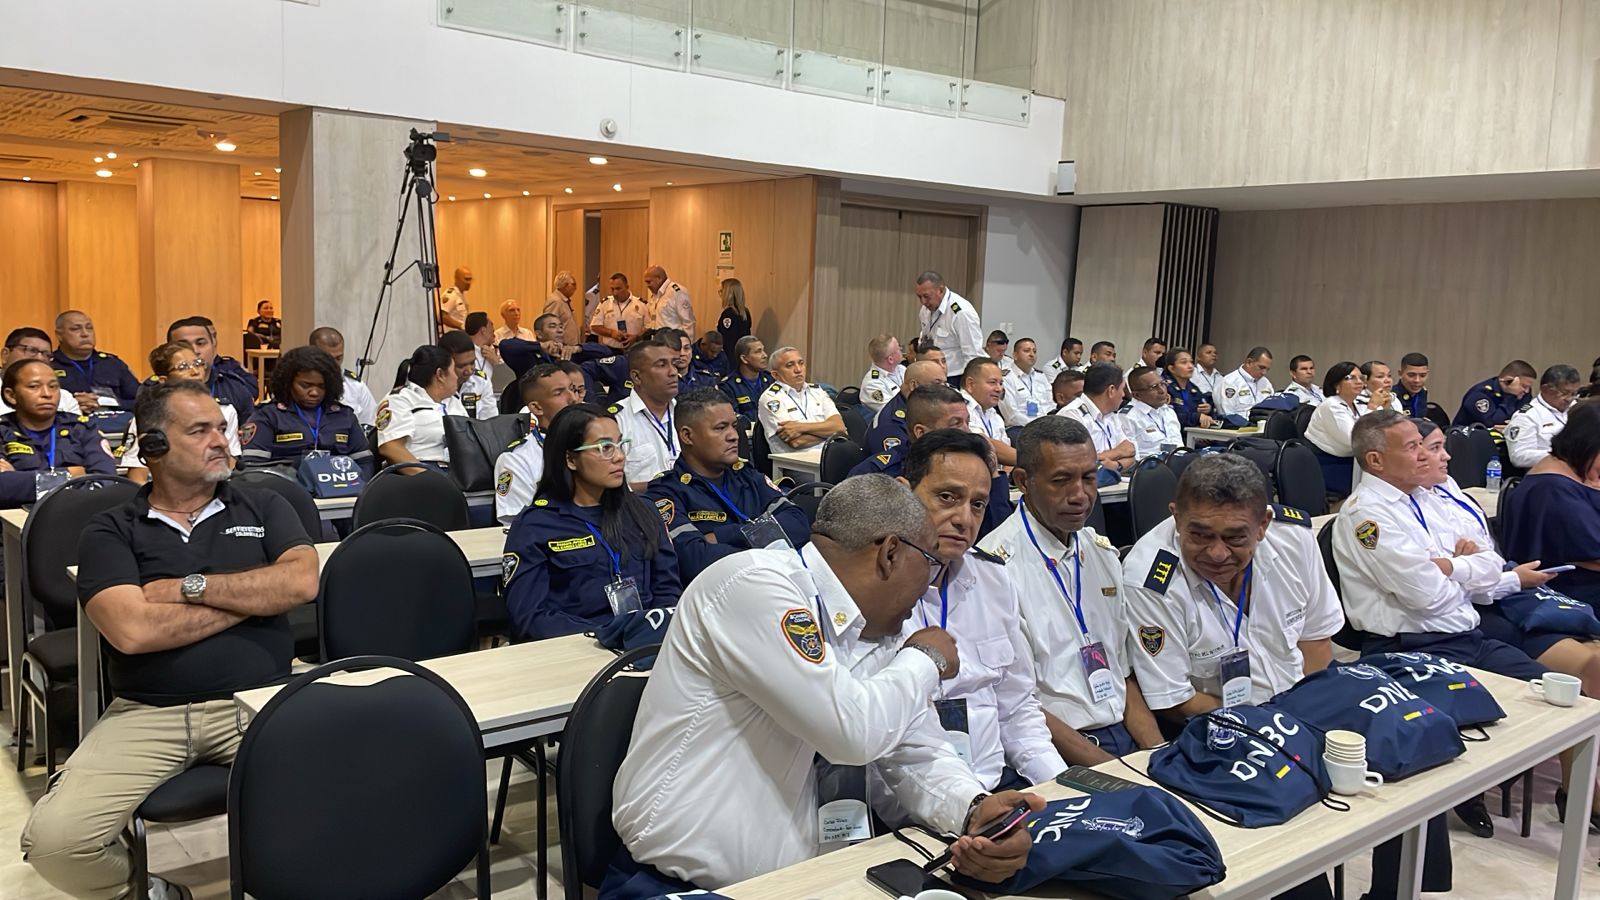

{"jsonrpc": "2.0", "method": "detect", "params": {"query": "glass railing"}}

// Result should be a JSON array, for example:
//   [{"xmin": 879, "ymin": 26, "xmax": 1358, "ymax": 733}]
[{"xmin": 438, "ymin": 0, "xmax": 1034, "ymax": 124}]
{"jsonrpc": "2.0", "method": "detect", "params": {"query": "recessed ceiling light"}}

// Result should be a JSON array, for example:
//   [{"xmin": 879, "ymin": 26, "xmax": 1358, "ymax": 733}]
[
  {"xmin": 612, "ymin": 183, "xmax": 622, "ymax": 192},
  {"xmin": 483, "ymin": 192, "xmax": 492, "ymax": 199},
  {"xmin": 105, "ymin": 151, "xmax": 117, "ymax": 159},
  {"xmin": 447, "ymin": 195, "xmax": 456, "ymax": 201},
  {"xmin": 131, "ymin": 161, "xmax": 139, "ymax": 168},
  {"xmin": 214, "ymin": 140, "xmax": 236, "ymax": 152},
  {"xmin": 469, "ymin": 167, "xmax": 487, "ymax": 178},
  {"xmin": 253, "ymin": 170, "xmax": 262, "ymax": 176},
  {"xmin": 521, "ymin": 190, "xmax": 530, "ymax": 196},
  {"xmin": 589, "ymin": 156, "xmax": 608, "ymax": 166},
  {"xmin": 563, "ymin": 187, "xmax": 573, "ymax": 194},
  {"xmin": 93, "ymin": 156, "xmax": 104, "ymax": 163},
  {"xmin": 274, "ymin": 167, "xmax": 281, "ymax": 174},
  {"xmin": 95, "ymin": 169, "xmax": 113, "ymax": 178},
  {"xmin": 21, "ymin": 176, "xmax": 30, "ymax": 182},
  {"xmin": 269, "ymin": 195, "xmax": 278, "ymax": 201}
]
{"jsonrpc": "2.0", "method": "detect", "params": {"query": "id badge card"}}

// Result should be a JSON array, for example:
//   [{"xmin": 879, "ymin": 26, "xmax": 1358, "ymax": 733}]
[
  {"xmin": 933, "ymin": 698, "xmax": 972, "ymax": 764},
  {"xmin": 814, "ymin": 756, "xmax": 873, "ymax": 844},
  {"xmin": 93, "ymin": 385, "xmax": 120, "ymax": 408},
  {"xmin": 1079, "ymin": 641, "xmax": 1116, "ymax": 705},
  {"xmin": 304, "ymin": 449, "xmax": 330, "ymax": 459},
  {"xmin": 616, "ymin": 319, "xmax": 628, "ymax": 334},
  {"xmin": 34, "ymin": 468, "xmax": 70, "ymax": 499},
  {"xmin": 1218, "ymin": 648, "xmax": 1252, "ymax": 708},
  {"xmin": 740, "ymin": 514, "xmax": 790, "ymax": 550},
  {"xmin": 1026, "ymin": 400, "xmax": 1040, "ymax": 416},
  {"xmin": 604, "ymin": 576, "xmax": 643, "ymax": 616}
]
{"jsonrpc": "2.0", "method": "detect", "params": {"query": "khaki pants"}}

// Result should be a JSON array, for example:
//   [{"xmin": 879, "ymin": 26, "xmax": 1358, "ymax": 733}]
[{"xmin": 20, "ymin": 697, "xmax": 242, "ymax": 900}]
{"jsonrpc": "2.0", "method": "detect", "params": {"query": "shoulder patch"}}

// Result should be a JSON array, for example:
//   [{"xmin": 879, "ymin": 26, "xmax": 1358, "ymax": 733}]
[
  {"xmin": 971, "ymin": 546, "xmax": 1005, "ymax": 565},
  {"xmin": 882, "ymin": 437, "xmax": 901, "ymax": 450},
  {"xmin": 501, "ymin": 552, "xmax": 519, "ymax": 588},
  {"xmin": 1143, "ymin": 549, "xmax": 1181, "ymax": 594},
  {"xmin": 607, "ymin": 404, "xmax": 620, "ymax": 414},
  {"xmin": 765, "ymin": 382, "xmax": 782, "ymax": 393},
  {"xmin": 1138, "ymin": 625, "xmax": 1165, "ymax": 656},
  {"xmin": 1355, "ymin": 519, "xmax": 1380, "ymax": 550},
  {"xmin": 870, "ymin": 369, "xmax": 881, "ymax": 377},
  {"xmin": 1092, "ymin": 532, "xmax": 1114, "ymax": 551},
  {"xmin": 76, "ymin": 415, "xmax": 90, "ymax": 425},
  {"xmin": 374, "ymin": 401, "xmax": 392, "ymax": 430},
  {"xmin": 1270, "ymin": 503, "xmax": 1312, "ymax": 527},
  {"xmin": 533, "ymin": 498, "xmax": 549, "ymax": 507},
  {"xmin": 679, "ymin": 472, "xmax": 692, "ymax": 484},
  {"xmin": 239, "ymin": 422, "xmax": 257, "ymax": 445},
  {"xmin": 732, "ymin": 459, "xmax": 745, "ymax": 471},
  {"xmin": 506, "ymin": 438, "xmax": 524, "ymax": 450},
  {"xmin": 654, "ymin": 497, "xmax": 676, "ymax": 524},
  {"xmin": 496, "ymin": 470, "xmax": 514, "ymax": 496},
  {"xmin": 781, "ymin": 608, "xmax": 826, "ymax": 664},
  {"xmin": 1474, "ymin": 397, "xmax": 1491, "ymax": 414},
  {"xmin": 949, "ymin": 302, "xmax": 961, "ymax": 313}
]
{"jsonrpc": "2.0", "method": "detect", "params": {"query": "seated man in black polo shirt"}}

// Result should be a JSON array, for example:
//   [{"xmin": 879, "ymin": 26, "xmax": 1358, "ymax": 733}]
[{"xmin": 21, "ymin": 379, "xmax": 318, "ymax": 900}]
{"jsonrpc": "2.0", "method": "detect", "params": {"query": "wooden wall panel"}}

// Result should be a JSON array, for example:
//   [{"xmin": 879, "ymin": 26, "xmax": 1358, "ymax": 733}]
[
  {"xmin": 1069, "ymin": 205, "xmax": 1162, "ymax": 362},
  {"xmin": 551, "ymin": 206, "xmax": 587, "ymax": 323},
  {"xmin": 1211, "ymin": 200, "xmax": 1600, "ymax": 409},
  {"xmin": 435, "ymin": 195, "xmax": 552, "ymax": 319},
  {"xmin": 0, "ymin": 182, "xmax": 60, "ymax": 346},
  {"xmin": 138, "ymin": 159, "xmax": 243, "ymax": 359},
  {"xmin": 57, "ymin": 182, "xmax": 142, "ymax": 372},
  {"xmin": 598, "ymin": 207, "xmax": 650, "ymax": 298},
  {"xmin": 240, "ymin": 199, "xmax": 281, "ymax": 335},
  {"xmin": 818, "ymin": 203, "xmax": 903, "ymax": 386}
]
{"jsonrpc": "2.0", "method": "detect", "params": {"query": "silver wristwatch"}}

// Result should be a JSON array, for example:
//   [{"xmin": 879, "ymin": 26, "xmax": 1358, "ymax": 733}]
[
  {"xmin": 905, "ymin": 642, "xmax": 949, "ymax": 677},
  {"xmin": 179, "ymin": 573, "xmax": 208, "ymax": 605}
]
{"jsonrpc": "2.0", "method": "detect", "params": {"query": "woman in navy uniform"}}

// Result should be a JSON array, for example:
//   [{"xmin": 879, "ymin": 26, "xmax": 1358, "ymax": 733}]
[
  {"xmin": 240, "ymin": 346, "xmax": 373, "ymax": 476},
  {"xmin": 1161, "ymin": 347, "xmax": 1214, "ymax": 428},
  {"xmin": 502, "ymin": 403, "xmax": 680, "ymax": 640},
  {"xmin": 0, "ymin": 359, "xmax": 115, "ymax": 507}
]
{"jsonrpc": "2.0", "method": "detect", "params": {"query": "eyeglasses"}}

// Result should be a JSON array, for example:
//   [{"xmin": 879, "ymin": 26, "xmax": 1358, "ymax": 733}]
[
  {"xmin": 574, "ymin": 437, "xmax": 632, "ymax": 460},
  {"xmin": 171, "ymin": 360, "xmax": 207, "ymax": 373},
  {"xmin": 896, "ymin": 536, "xmax": 945, "ymax": 583},
  {"xmin": 7, "ymin": 345, "xmax": 50, "ymax": 359}
]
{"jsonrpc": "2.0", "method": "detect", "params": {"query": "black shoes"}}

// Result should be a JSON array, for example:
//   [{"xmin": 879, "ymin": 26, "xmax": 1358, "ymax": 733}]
[
  {"xmin": 1453, "ymin": 795, "xmax": 1494, "ymax": 838},
  {"xmin": 1553, "ymin": 788, "xmax": 1600, "ymax": 834}
]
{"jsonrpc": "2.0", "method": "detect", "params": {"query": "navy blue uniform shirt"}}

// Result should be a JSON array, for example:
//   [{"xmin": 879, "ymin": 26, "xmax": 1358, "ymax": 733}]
[
  {"xmin": 1397, "ymin": 387, "xmax": 1429, "ymax": 418},
  {"xmin": 691, "ymin": 344, "xmax": 731, "ymax": 380},
  {"xmin": 208, "ymin": 356, "xmax": 260, "ymax": 414},
  {"xmin": 1453, "ymin": 377, "xmax": 1523, "ymax": 428},
  {"xmin": 861, "ymin": 392, "xmax": 909, "ymax": 454},
  {"xmin": 718, "ymin": 370, "xmax": 775, "ymax": 420},
  {"xmin": 644, "ymin": 457, "xmax": 809, "ymax": 581},
  {"xmin": 240, "ymin": 401, "xmax": 374, "ymax": 476},
  {"xmin": 1163, "ymin": 373, "xmax": 1211, "ymax": 428},
  {"xmin": 0, "ymin": 412, "xmax": 116, "ymax": 507},
  {"xmin": 51, "ymin": 350, "xmax": 140, "ymax": 407},
  {"xmin": 848, "ymin": 444, "xmax": 905, "ymax": 478}
]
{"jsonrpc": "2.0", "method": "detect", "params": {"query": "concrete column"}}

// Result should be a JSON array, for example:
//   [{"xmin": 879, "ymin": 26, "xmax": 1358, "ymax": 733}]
[{"xmin": 279, "ymin": 108, "xmax": 437, "ymax": 394}]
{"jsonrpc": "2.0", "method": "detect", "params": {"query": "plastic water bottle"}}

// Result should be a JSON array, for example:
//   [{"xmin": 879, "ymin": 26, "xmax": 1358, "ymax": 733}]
[{"xmin": 1486, "ymin": 455, "xmax": 1503, "ymax": 492}]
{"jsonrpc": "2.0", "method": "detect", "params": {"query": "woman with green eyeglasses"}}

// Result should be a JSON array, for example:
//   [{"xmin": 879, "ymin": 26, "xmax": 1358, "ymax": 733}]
[{"xmin": 502, "ymin": 403, "xmax": 681, "ymax": 640}]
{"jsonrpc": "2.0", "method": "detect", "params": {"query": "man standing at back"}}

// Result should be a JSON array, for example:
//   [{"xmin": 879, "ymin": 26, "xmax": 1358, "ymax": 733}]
[
  {"xmin": 438, "ymin": 266, "xmax": 471, "ymax": 333},
  {"xmin": 643, "ymin": 265, "xmax": 695, "ymax": 335},
  {"xmin": 915, "ymin": 271, "xmax": 982, "ymax": 382},
  {"xmin": 590, "ymin": 273, "xmax": 646, "ymax": 352}
]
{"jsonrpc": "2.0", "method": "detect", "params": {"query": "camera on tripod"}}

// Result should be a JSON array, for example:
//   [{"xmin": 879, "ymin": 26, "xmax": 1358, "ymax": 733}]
[{"xmin": 403, "ymin": 129, "xmax": 451, "ymax": 182}]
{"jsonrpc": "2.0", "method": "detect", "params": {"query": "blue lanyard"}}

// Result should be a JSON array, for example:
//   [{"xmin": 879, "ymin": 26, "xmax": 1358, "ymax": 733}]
[
  {"xmin": 1240, "ymin": 370, "xmax": 1260, "ymax": 403},
  {"xmin": 21, "ymin": 425, "xmax": 58, "ymax": 468},
  {"xmin": 1145, "ymin": 408, "xmax": 1169, "ymax": 438},
  {"xmin": 66, "ymin": 356, "xmax": 94, "ymax": 383},
  {"xmin": 794, "ymin": 548, "xmax": 829, "ymax": 641},
  {"xmin": 978, "ymin": 407, "xmax": 995, "ymax": 437},
  {"xmin": 924, "ymin": 308, "xmax": 944, "ymax": 337},
  {"xmin": 1020, "ymin": 505, "xmax": 1088, "ymax": 636},
  {"xmin": 918, "ymin": 568, "xmax": 951, "ymax": 630},
  {"xmin": 1093, "ymin": 415, "xmax": 1115, "ymax": 448},
  {"xmin": 789, "ymin": 387, "xmax": 810, "ymax": 419},
  {"xmin": 700, "ymin": 473, "xmax": 750, "ymax": 522},
  {"xmin": 293, "ymin": 405, "xmax": 323, "ymax": 447},
  {"xmin": 1204, "ymin": 563, "xmax": 1252, "ymax": 648},
  {"xmin": 644, "ymin": 405, "xmax": 676, "ymax": 452},
  {"xmin": 1433, "ymin": 486, "xmax": 1486, "ymax": 533},
  {"xmin": 532, "ymin": 427, "xmax": 545, "ymax": 447},
  {"xmin": 1407, "ymin": 496, "xmax": 1431, "ymax": 535},
  {"xmin": 581, "ymin": 522, "xmax": 621, "ymax": 577}
]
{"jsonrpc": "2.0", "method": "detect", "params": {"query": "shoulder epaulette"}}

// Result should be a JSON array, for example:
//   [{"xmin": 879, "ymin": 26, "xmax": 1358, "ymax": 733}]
[
  {"xmin": 875, "ymin": 453, "xmax": 892, "ymax": 464},
  {"xmin": 505, "ymin": 438, "xmax": 524, "ymax": 451},
  {"xmin": 1143, "ymin": 549, "xmax": 1181, "ymax": 594},
  {"xmin": 765, "ymin": 382, "xmax": 782, "ymax": 393},
  {"xmin": 971, "ymin": 546, "xmax": 1005, "ymax": 565},
  {"xmin": 606, "ymin": 404, "xmax": 620, "ymax": 414},
  {"xmin": 1270, "ymin": 503, "xmax": 1312, "ymax": 527}
]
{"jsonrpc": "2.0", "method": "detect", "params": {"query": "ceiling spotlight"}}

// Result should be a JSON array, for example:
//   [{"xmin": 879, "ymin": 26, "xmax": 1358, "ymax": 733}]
[
  {"xmin": 665, "ymin": 181, "xmax": 674, "ymax": 185},
  {"xmin": 563, "ymin": 187, "xmax": 573, "ymax": 194},
  {"xmin": 589, "ymin": 156, "xmax": 608, "ymax": 166},
  {"xmin": 253, "ymin": 170, "xmax": 262, "ymax": 176},
  {"xmin": 274, "ymin": 167, "xmax": 281, "ymax": 174},
  {"xmin": 483, "ymin": 192, "xmax": 492, "ymax": 199},
  {"xmin": 106, "ymin": 151, "xmax": 117, "ymax": 159},
  {"xmin": 521, "ymin": 190, "xmax": 530, "ymax": 196},
  {"xmin": 469, "ymin": 167, "xmax": 487, "ymax": 178},
  {"xmin": 131, "ymin": 161, "xmax": 140, "ymax": 168},
  {"xmin": 93, "ymin": 156, "xmax": 104, "ymax": 163},
  {"xmin": 612, "ymin": 183, "xmax": 622, "ymax": 192},
  {"xmin": 21, "ymin": 176, "xmax": 30, "ymax": 182},
  {"xmin": 95, "ymin": 169, "xmax": 113, "ymax": 178},
  {"xmin": 448, "ymin": 195, "xmax": 456, "ymax": 201},
  {"xmin": 214, "ymin": 140, "xmax": 236, "ymax": 152},
  {"xmin": 269, "ymin": 195, "xmax": 278, "ymax": 201}
]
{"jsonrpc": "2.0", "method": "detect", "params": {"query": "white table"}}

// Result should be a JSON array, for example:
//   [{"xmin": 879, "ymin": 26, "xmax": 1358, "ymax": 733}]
[
  {"xmin": 770, "ymin": 448, "xmax": 823, "ymax": 483},
  {"xmin": 245, "ymin": 348, "xmax": 279, "ymax": 401},
  {"xmin": 725, "ymin": 667, "xmax": 1600, "ymax": 900},
  {"xmin": 1185, "ymin": 425, "xmax": 1263, "ymax": 449}
]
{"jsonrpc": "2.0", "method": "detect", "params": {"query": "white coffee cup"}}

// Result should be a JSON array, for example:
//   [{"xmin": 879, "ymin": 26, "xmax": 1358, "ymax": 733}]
[
  {"xmin": 1324, "ymin": 756, "xmax": 1384, "ymax": 796},
  {"xmin": 1531, "ymin": 672, "xmax": 1582, "ymax": 707},
  {"xmin": 910, "ymin": 891, "xmax": 966, "ymax": 900}
]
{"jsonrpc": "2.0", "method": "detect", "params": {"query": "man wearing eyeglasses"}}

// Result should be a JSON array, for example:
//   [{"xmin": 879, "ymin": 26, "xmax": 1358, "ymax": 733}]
[
  {"xmin": 2, "ymin": 328, "xmax": 80, "ymax": 416},
  {"xmin": 1504, "ymin": 364, "xmax": 1580, "ymax": 468},
  {"xmin": 1124, "ymin": 366, "xmax": 1182, "ymax": 461}
]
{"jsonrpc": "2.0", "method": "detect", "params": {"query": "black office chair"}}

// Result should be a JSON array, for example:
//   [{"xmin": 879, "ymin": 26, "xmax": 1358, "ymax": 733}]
[
  {"xmin": 1423, "ymin": 402, "xmax": 1451, "ymax": 431},
  {"xmin": 786, "ymin": 482, "xmax": 833, "ymax": 524},
  {"xmin": 1263, "ymin": 409, "xmax": 1299, "ymax": 442},
  {"xmin": 1228, "ymin": 436, "xmax": 1283, "ymax": 495},
  {"xmin": 15, "ymin": 474, "xmax": 138, "ymax": 772},
  {"xmin": 317, "ymin": 519, "xmax": 477, "ymax": 663},
  {"xmin": 1274, "ymin": 440, "xmax": 1328, "ymax": 516},
  {"xmin": 1491, "ymin": 476, "xmax": 1520, "ymax": 545},
  {"xmin": 836, "ymin": 386, "xmax": 862, "ymax": 409},
  {"xmin": 735, "ymin": 415, "xmax": 753, "ymax": 461},
  {"xmin": 1293, "ymin": 403, "xmax": 1315, "ymax": 438},
  {"xmin": 1128, "ymin": 457, "xmax": 1178, "ymax": 540},
  {"xmin": 819, "ymin": 436, "xmax": 867, "ymax": 485},
  {"xmin": 228, "ymin": 656, "xmax": 490, "ymax": 899},
  {"xmin": 129, "ymin": 764, "xmax": 231, "ymax": 900},
  {"xmin": 751, "ymin": 423, "xmax": 773, "ymax": 476},
  {"xmin": 557, "ymin": 644, "xmax": 657, "ymax": 900},
  {"xmin": 352, "ymin": 462, "xmax": 469, "ymax": 531},
  {"xmin": 1318, "ymin": 520, "xmax": 1365, "ymax": 653},
  {"xmin": 229, "ymin": 469, "xmax": 326, "ymax": 659},
  {"xmin": 1006, "ymin": 425, "xmax": 1023, "ymax": 445},
  {"xmin": 841, "ymin": 405, "xmax": 869, "ymax": 444},
  {"xmin": 1445, "ymin": 426, "xmax": 1495, "ymax": 489}
]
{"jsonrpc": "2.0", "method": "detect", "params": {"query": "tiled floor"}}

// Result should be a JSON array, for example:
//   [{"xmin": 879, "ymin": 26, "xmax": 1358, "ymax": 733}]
[{"xmin": 4, "ymin": 710, "xmax": 1600, "ymax": 899}]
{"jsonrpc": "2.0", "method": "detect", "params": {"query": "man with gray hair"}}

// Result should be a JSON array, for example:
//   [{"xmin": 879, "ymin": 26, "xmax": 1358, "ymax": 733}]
[
  {"xmin": 1505, "ymin": 363, "xmax": 1581, "ymax": 468},
  {"xmin": 611, "ymin": 474, "xmax": 1044, "ymax": 893},
  {"xmin": 914, "ymin": 270, "xmax": 983, "ymax": 380},
  {"xmin": 543, "ymin": 270, "xmax": 579, "ymax": 348},
  {"xmin": 758, "ymin": 346, "xmax": 844, "ymax": 452}
]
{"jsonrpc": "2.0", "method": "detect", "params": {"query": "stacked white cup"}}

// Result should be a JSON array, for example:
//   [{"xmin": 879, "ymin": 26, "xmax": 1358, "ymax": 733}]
[{"xmin": 1323, "ymin": 729, "xmax": 1384, "ymax": 796}]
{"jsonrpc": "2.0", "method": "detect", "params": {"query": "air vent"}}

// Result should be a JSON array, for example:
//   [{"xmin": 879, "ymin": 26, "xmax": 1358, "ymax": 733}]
[
  {"xmin": 56, "ymin": 107, "xmax": 209, "ymax": 135},
  {"xmin": 520, "ymin": 148, "xmax": 552, "ymax": 158},
  {"xmin": 0, "ymin": 153, "xmax": 48, "ymax": 167}
]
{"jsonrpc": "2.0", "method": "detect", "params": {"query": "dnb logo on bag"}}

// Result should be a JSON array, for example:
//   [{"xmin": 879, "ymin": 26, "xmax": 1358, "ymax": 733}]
[
  {"xmin": 1268, "ymin": 662, "xmax": 1466, "ymax": 780},
  {"xmin": 1363, "ymin": 651, "xmax": 1505, "ymax": 728},
  {"xmin": 297, "ymin": 452, "xmax": 364, "ymax": 498},
  {"xmin": 1149, "ymin": 705, "xmax": 1331, "ymax": 827}
]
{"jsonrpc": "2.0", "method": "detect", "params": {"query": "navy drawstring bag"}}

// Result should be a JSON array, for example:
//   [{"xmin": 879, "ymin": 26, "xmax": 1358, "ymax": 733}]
[
  {"xmin": 1362, "ymin": 652, "xmax": 1505, "ymax": 729},
  {"xmin": 1497, "ymin": 586, "xmax": 1600, "ymax": 638},
  {"xmin": 591, "ymin": 606, "xmax": 676, "ymax": 667},
  {"xmin": 1147, "ymin": 706, "xmax": 1335, "ymax": 827},
  {"xmin": 1267, "ymin": 662, "xmax": 1465, "ymax": 780},
  {"xmin": 949, "ymin": 787, "xmax": 1225, "ymax": 899}
]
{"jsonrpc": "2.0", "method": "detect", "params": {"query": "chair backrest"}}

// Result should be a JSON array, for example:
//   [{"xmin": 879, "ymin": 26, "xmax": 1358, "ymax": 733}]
[
  {"xmin": 1293, "ymin": 403, "xmax": 1315, "ymax": 438},
  {"xmin": 1228, "ymin": 437, "xmax": 1283, "ymax": 497},
  {"xmin": 1423, "ymin": 402, "xmax": 1451, "ymax": 431},
  {"xmin": 1273, "ymin": 440, "xmax": 1328, "ymax": 516},
  {"xmin": 785, "ymin": 481, "xmax": 833, "ymax": 525},
  {"xmin": 750, "ymin": 422, "xmax": 773, "ymax": 476},
  {"xmin": 229, "ymin": 469, "xmax": 322, "ymax": 541},
  {"xmin": 1263, "ymin": 409, "xmax": 1299, "ymax": 442},
  {"xmin": 1316, "ymin": 520, "xmax": 1368, "ymax": 651},
  {"xmin": 352, "ymin": 462, "xmax": 469, "ymax": 531},
  {"xmin": 443, "ymin": 413, "xmax": 529, "ymax": 492},
  {"xmin": 819, "ymin": 436, "xmax": 867, "ymax": 485},
  {"xmin": 1161, "ymin": 446, "xmax": 1196, "ymax": 479},
  {"xmin": 1491, "ymin": 475, "xmax": 1521, "ymax": 545},
  {"xmin": 1445, "ymin": 426, "xmax": 1494, "ymax": 489},
  {"xmin": 229, "ymin": 656, "xmax": 487, "ymax": 900},
  {"xmin": 557, "ymin": 645, "xmax": 656, "ymax": 898},
  {"xmin": 836, "ymin": 386, "xmax": 862, "ymax": 409},
  {"xmin": 841, "ymin": 405, "xmax": 868, "ymax": 444},
  {"xmin": 318, "ymin": 519, "xmax": 477, "ymax": 662},
  {"xmin": 1085, "ymin": 496, "xmax": 1108, "ymax": 537},
  {"xmin": 21, "ymin": 474, "xmax": 139, "ymax": 630},
  {"xmin": 736, "ymin": 415, "xmax": 753, "ymax": 462},
  {"xmin": 1128, "ymin": 457, "xmax": 1178, "ymax": 540}
]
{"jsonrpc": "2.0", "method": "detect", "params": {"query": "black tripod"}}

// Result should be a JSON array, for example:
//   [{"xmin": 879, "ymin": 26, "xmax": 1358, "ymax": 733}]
[{"xmin": 356, "ymin": 129, "xmax": 451, "ymax": 381}]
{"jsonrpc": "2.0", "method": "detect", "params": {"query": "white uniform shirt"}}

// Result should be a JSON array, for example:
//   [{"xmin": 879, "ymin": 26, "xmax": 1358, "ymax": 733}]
[
  {"xmin": 1121, "ymin": 515, "xmax": 1343, "ymax": 709},
  {"xmin": 1420, "ymin": 477, "xmax": 1520, "ymax": 602},
  {"xmin": 858, "ymin": 362, "xmax": 904, "ymax": 413},
  {"xmin": 961, "ymin": 390, "xmax": 1011, "ymax": 447},
  {"xmin": 1061, "ymin": 396, "xmax": 1131, "ymax": 455},
  {"xmin": 374, "ymin": 382, "xmax": 466, "ymax": 465},
  {"xmin": 646, "ymin": 280, "xmax": 695, "ymax": 334},
  {"xmin": 121, "ymin": 405, "xmax": 240, "ymax": 468},
  {"xmin": 1304, "ymin": 398, "xmax": 1360, "ymax": 457},
  {"xmin": 916, "ymin": 289, "xmax": 983, "ymax": 378},
  {"xmin": 0, "ymin": 392, "xmax": 79, "ymax": 418},
  {"xmin": 1125, "ymin": 399, "xmax": 1182, "ymax": 460},
  {"xmin": 1284, "ymin": 382, "xmax": 1325, "ymax": 406},
  {"xmin": 493, "ymin": 430, "xmax": 544, "ymax": 525},
  {"xmin": 873, "ymin": 551, "xmax": 1066, "ymax": 823},
  {"xmin": 1354, "ymin": 390, "xmax": 1402, "ymax": 416},
  {"xmin": 613, "ymin": 393, "xmax": 679, "ymax": 484},
  {"xmin": 589, "ymin": 294, "xmax": 646, "ymax": 350},
  {"xmin": 341, "ymin": 373, "xmax": 376, "ymax": 428},
  {"xmin": 1334, "ymin": 476, "xmax": 1502, "ymax": 637},
  {"xmin": 494, "ymin": 325, "xmax": 537, "ymax": 343},
  {"xmin": 543, "ymin": 291, "xmax": 578, "ymax": 343},
  {"xmin": 612, "ymin": 544, "xmax": 983, "ymax": 888},
  {"xmin": 1216, "ymin": 367, "xmax": 1274, "ymax": 418},
  {"xmin": 438, "ymin": 287, "xmax": 469, "ymax": 329},
  {"xmin": 979, "ymin": 508, "xmax": 1131, "ymax": 730},
  {"xmin": 757, "ymin": 381, "xmax": 840, "ymax": 454},
  {"xmin": 1043, "ymin": 357, "xmax": 1084, "ymax": 378},
  {"xmin": 1505, "ymin": 396, "xmax": 1567, "ymax": 468},
  {"xmin": 1192, "ymin": 367, "xmax": 1222, "ymax": 397},
  {"xmin": 1002, "ymin": 366, "xmax": 1052, "ymax": 423}
]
